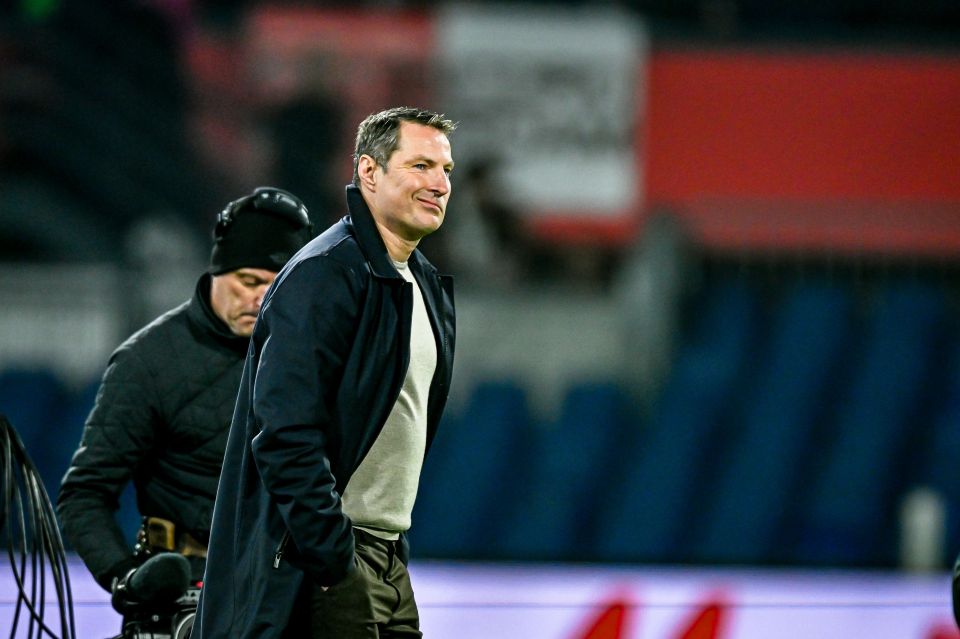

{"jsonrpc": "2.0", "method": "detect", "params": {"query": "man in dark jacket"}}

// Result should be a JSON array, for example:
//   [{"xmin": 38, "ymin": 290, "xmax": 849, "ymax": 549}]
[
  {"xmin": 57, "ymin": 188, "xmax": 312, "ymax": 599},
  {"xmin": 194, "ymin": 107, "xmax": 457, "ymax": 638}
]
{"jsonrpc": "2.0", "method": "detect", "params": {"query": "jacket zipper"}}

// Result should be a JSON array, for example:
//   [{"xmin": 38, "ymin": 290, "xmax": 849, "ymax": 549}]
[{"xmin": 273, "ymin": 531, "xmax": 291, "ymax": 569}]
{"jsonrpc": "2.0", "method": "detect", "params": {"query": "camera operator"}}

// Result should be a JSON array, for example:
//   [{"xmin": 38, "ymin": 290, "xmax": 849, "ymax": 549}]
[{"xmin": 57, "ymin": 188, "xmax": 313, "ymax": 629}]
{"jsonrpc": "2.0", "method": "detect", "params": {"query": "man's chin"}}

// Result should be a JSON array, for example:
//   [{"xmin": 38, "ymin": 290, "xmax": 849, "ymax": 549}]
[
  {"xmin": 231, "ymin": 318, "xmax": 256, "ymax": 337},
  {"xmin": 414, "ymin": 215, "xmax": 443, "ymax": 236}
]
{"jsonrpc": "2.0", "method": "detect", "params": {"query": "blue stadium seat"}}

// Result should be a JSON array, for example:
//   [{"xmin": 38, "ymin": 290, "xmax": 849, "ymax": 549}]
[
  {"xmin": 52, "ymin": 376, "xmax": 101, "ymax": 490},
  {"xmin": 593, "ymin": 277, "xmax": 761, "ymax": 562},
  {"xmin": 0, "ymin": 367, "xmax": 71, "ymax": 498},
  {"xmin": 796, "ymin": 280, "xmax": 947, "ymax": 565},
  {"xmin": 911, "ymin": 335, "xmax": 960, "ymax": 552},
  {"xmin": 690, "ymin": 281, "xmax": 855, "ymax": 563},
  {"xmin": 409, "ymin": 380, "xmax": 533, "ymax": 559},
  {"xmin": 497, "ymin": 381, "xmax": 635, "ymax": 561}
]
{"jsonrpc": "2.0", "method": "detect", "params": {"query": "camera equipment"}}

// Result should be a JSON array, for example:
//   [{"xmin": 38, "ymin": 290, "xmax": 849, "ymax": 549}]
[
  {"xmin": 112, "ymin": 553, "xmax": 190, "ymax": 608},
  {"xmin": 109, "ymin": 549, "xmax": 196, "ymax": 639},
  {"xmin": 111, "ymin": 585, "xmax": 198, "ymax": 639},
  {"xmin": 1, "ymin": 413, "xmax": 77, "ymax": 638}
]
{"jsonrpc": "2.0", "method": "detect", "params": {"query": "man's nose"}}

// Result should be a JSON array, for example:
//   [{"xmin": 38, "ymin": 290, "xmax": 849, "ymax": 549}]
[
  {"xmin": 254, "ymin": 285, "xmax": 270, "ymax": 307},
  {"xmin": 429, "ymin": 168, "xmax": 450, "ymax": 196}
]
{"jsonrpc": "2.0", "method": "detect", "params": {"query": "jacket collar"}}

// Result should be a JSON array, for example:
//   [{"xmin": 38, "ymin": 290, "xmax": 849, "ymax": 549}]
[
  {"xmin": 189, "ymin": 273, "xmax": 250, "ymax": 353},
  {"xmin": 345, "ymin": 185, "xmax": 402, "ymax": 280},
  {"xmin": 344, "ymin": 184, "xmax": 445, "ymax": 282}
]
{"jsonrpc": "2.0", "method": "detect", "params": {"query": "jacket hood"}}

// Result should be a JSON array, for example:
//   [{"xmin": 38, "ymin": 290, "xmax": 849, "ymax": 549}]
[{"xmin": 191, "ymin": 273, "xmax": 252, "ymax": 353}]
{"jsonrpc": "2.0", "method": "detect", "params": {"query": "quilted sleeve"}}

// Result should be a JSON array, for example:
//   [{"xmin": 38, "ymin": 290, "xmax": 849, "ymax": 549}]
[{"xmin": 57, "ymin": 346, "xmax": 159, "ymax": 590}]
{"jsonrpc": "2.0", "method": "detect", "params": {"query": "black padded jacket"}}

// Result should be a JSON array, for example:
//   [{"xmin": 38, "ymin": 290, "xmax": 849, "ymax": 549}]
[{"xmin": 57, "ymin": 274, "xmax": 249, "ymax": 590}]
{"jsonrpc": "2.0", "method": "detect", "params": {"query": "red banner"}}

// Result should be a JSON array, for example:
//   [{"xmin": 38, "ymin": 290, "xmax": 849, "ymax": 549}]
[{"xmin": 644, "ymin": 49, "xmax": 960, "ymax": 255}]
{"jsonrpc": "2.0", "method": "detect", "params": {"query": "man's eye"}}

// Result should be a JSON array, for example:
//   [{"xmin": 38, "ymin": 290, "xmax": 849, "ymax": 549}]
[{"xmin": 413, "ymin": 163, "xmax": 427, "ymax": 170}]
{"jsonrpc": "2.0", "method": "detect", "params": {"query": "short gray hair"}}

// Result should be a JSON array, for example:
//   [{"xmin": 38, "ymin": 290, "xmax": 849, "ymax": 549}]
[{"xmin": 352, "ymin": 107, "xmax": 456, "ymax": 186}]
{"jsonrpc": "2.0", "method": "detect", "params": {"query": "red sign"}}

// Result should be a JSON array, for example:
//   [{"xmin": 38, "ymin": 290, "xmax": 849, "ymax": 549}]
[{"xmin": 644, "ymin": 49, "xmax": 960, "ymax": 255}]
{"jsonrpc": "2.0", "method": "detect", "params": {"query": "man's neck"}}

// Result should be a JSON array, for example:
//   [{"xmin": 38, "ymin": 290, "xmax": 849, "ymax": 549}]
[{"xmin": 372, "ymin": 218, "xmax": 418, "ymax": 263}]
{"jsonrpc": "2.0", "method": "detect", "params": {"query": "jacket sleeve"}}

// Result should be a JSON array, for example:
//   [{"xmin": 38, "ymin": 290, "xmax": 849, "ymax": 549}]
[
  {"xmin": 56, "ymin": 348, "xmax": 157, "ymax": 590},
  {"xmin": 249, "ymin": 258, "xmax": 362, "ymax": 587}
]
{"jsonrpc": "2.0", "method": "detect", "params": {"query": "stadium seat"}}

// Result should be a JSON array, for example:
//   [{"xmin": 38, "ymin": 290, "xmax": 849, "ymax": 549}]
[
  {"xmin": 690, "ymin": 281, "xmax": 855, "ymax": 563},
  {"xmin": 409, "ymin": 380, "xmax": 533, "ymax": 559},
  {"xmin": 53, "ymin": 376, "xmax": 101, "ymax": 488},
  {"xmin": 909, "ymin": 334, "xmax": 960, "ymax": 554},
  {"xmin": 497, "ymin": 381, "xmax": 635, "ymax": 561},
  {"xmin": 795, "ymin": 280, "xmax": 947, "ymax": 566},
  {"xmin": 593, "ymin": 276, "xmax": 761, "ymax": 562},
  {"xmin": 0, "ymin": 367, "xmax": 71, "ymax": 498}
]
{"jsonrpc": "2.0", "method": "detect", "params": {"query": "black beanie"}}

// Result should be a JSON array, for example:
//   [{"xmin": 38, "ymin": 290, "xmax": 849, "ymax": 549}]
[{"xmin": 208, "ymin": 188, "xmax": 312, "ymax": 275}]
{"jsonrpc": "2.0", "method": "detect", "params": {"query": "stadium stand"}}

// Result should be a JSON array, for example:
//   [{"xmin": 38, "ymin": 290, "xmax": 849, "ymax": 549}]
[
  {"xmin": 409, "ymin": 380, "xmax": 534, "ymax": 559},
  {"xmin": 691, "ymin": 280, "xmax": 856, "ymax": 564},
  {"xmin": 591, "ymin": 275, "xmax": 761, "ymax": 563},
  {"xmin": 795, "ymin": 279, "xmax": 949, "ymax": 566}
]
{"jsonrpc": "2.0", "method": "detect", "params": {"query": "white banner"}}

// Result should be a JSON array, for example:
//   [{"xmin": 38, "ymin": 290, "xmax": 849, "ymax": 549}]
[
  {"xmin": 12, "ymin": 559, "xmax": 954, "ymax": 638},
  {"xmin": 414, "ymin": 562, "xmax": 954, "ymax": 639},
  {"xmin": 437, "ymin": 5, "xmax": 647, "ymax": 219}
]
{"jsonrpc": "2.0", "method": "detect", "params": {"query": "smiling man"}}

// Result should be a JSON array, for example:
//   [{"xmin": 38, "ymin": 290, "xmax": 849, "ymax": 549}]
[
  {"xmin": 195, "ymin": 107, "xmax": 457, "ymax": 639},
  {"xmin": 57, "ymin": 188, "xmax": 313, "ymax": 632}
]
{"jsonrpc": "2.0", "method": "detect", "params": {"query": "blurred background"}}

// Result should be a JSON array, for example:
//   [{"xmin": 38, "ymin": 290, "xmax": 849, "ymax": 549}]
[{"xmin": 1, "ymin": 0, "xmax": 960, "ymax": 631}]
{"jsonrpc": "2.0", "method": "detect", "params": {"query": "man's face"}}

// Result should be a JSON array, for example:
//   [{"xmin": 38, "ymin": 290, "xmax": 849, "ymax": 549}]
[
  {"xmin": 209, "ymin": 268, "xmax": 277, "ymax": 337},
  {"xmin": 364, "ymin": 121, "xmax": 454, "ymax": 242}
]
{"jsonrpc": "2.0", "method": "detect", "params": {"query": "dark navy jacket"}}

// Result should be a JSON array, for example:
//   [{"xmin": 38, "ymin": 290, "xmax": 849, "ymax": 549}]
[{"xmin": 194, "ymin": 186, "xmax": 455, "ymax": 638}]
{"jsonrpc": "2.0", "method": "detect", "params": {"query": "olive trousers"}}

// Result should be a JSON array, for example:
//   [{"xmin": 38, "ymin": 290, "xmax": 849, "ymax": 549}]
[{"xmin": 293, "ymin": 528, "xmax": 422, "ymax": 639}]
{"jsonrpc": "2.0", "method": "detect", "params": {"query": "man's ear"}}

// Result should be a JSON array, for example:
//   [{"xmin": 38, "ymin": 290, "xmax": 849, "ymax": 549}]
[{"xmin": 357, "ymin": 154, "xmax": 379, "ymax": 191}]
